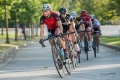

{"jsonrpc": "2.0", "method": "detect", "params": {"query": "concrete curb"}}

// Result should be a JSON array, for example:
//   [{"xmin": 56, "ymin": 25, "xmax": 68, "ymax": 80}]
[
  {"xmin": 0, "ymin": 40, "xmax": 38, "ymax": 62},
  {"xmin": 100, "ymin": 42, "xmax": 120, "ymax": 51}
]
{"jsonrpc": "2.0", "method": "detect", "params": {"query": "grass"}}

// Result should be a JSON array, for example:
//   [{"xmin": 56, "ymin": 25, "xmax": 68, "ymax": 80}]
[
  {"xmin": 0, "ymin": 33, "xmax": 15, "ymax": 40},
  {"xmin": 0, "ymin": 34, "xmax": 39, "ymax": 54},
  {"xmin": 100, "ymin": 36, "xmax": 120, "ymax": 46}
]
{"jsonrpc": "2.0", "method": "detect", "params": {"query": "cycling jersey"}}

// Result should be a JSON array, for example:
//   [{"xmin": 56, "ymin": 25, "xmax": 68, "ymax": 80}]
[
  {"xmin": 92, "ymin": 19, "xmax": 101, "ymax": 34},
  {"xmin": 40, "ymin": 12, "xmax": 60, "ymax": 30},
  {"xmin": 74, "ymin": 17, "xmax": 83, "ymax": 30},
  {"xmin": 59, "ymin": 14, "xmax": 73, "ymax": 33},
  {"xmin": 80, "ymin": 14, "xmax": 91, "ymax": 27},
  {"xmin": 92, "ymin": 19, "xmax": 100, "ymax": 29}
]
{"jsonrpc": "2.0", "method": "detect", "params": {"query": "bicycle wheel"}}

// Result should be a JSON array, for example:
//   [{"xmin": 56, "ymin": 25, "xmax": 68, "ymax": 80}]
[
  {"xmin": 93, "ymin": 36, "xmax": 97, "ymax": 57},
  {"xmin": 77, "ymin": 38, "xmax": 81, "ymax": 63},
  {"xmin": 64, "ymin": 58, "xmax": 71, "ymax": 75},
  {"xmin": 52, "ymin": 46, "xmax": 65, "ymax": 78},
  {"xmin": 84, "ymin": 36, "xmax": 88, "ymax": 60},
  {"xmin": 68, "ymin": 42, "xmax": 77, "ymax": 69}
]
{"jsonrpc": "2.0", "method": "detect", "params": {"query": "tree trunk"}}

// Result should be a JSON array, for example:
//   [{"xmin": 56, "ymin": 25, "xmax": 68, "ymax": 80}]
[
  {"xmin": 4, "ymin": 0, "xmax": 10, "ymax": 43},
  {"xmin": 1, "ymin": 22, "xmax": 4, "ymax": 36},
  {"xmin": 15, "ymin": 12, "xmax": 18, "ymax": 41},
  {"xmin": 35, "ymin": 25, "xmax": 38, "ymax": 36},
  {"xmin": 24, "ymin": 22, "xmax": 26, "ymax": 40},
  {"xmin": 31, "ymin": 24, "xmax": 33, "ymax": 38},
  {"xmin": 28, "ymin": 22, "xmax": 31, "ymax": 38}
]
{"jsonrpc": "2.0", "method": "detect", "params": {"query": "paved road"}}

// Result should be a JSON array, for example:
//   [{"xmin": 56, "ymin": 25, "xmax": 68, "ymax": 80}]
[
  {"xmin": 101, "ymin": 25, "xmax": 120, "ymax": 36},
  {"xmin": 2, "ymin": 25, "xmax": 120, "ymax": 36},
  {"xmin": 0, "ymin": 41, "xmax": 120, "ymax": 80}
]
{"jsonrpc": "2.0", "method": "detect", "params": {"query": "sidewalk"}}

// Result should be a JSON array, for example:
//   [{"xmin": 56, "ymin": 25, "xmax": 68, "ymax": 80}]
[{"xmin": 100, "ymin": 42, "xmax": 120, "ymax": 52}]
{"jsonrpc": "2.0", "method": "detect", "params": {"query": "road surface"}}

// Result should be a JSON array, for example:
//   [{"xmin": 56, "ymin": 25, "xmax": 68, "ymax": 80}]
[
  {"xmin": 0, "ymin": 41, "xmax": 120, "ymax": 80},
  {"xmin": 2, "ymin": 25, "xmax": 120, "ymax": 36}
]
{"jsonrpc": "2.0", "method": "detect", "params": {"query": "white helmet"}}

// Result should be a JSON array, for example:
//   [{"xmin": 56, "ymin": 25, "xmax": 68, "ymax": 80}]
[
  {"xmin": 41, "ymin": 4, "xmax": 52, "ymax": 10},
  {"xmin": 70, "ymin": 11, "xmax": 77, "ymax": 18},
  {"xmin": 90, "ymin": 14, "xmax": 95, "ymax": 19}
]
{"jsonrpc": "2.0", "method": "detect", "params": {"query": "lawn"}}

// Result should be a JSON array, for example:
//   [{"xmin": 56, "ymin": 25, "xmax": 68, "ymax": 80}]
[{"xmin": 100, "ymin": 36, "xmax": 120, "ymax": 46}]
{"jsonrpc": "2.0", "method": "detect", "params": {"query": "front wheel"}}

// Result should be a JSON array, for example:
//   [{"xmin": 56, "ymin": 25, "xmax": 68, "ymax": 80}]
[
  {"xmin": 92, "ymin": 36, "xmax": 97, "ymax": 58},
  {"xmin": 52, "ymin": 46, "xmax": 65, "ymax": 78},
  {"xmin": 84, "ymin": 36, "xmax": 89, "ymax": 60}
]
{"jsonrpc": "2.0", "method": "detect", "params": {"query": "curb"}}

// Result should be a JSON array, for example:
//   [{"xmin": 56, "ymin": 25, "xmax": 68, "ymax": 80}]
[
  {"xmin": 0, "ymin": 40, "xmax": 38, "ymax": 62},
  {"xmin": 100, "ymin": 42, "xmax": 120, "ymax": 51}
]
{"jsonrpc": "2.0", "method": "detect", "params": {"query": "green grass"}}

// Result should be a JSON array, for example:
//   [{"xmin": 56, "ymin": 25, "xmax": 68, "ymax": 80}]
[
  {"xmin": 0, "ymin": 34, "xmax": 15, "ymax": 40},
  {"xmin": 0, "ymin": 34, "xmax": 39, "ymax": 54},
  {"xmin": 100, "ymin": 36, "xmax": 120, "ymax": 46}
]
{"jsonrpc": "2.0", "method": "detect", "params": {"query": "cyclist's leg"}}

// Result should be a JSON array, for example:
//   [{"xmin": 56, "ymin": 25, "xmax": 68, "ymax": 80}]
[
  {"xmin": 79, "ymin": 24, "xmax": 85, "ymax": 47},
  {"xmin": 79, "ymin": 24, "xmax": 85, "ymax": 52},
  {"xmin": 54, "ymin": 28, "xmax": 66, "ymax": 49},
  {"xmin": 85, "ymin": 26, "xmax": 92, "ymax": 51},
  {"xmin": 48, "ymin": 29, "xmax": 59, "ymax": 58},
  {"xmin": 69, "ymin": 24, "xmax": 80, "ymax": 51},
  {"xmin": 94, "ymin": 28, "xmax": 100, "ymax": 52}
]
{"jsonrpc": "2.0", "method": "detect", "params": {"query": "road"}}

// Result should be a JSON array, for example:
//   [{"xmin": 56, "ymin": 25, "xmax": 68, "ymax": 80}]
[
  {"xmin": 1, "ymin": 25, "xmax": 120, "ymax": 36},
  {"xmin": 101, "ymin": 25, "xmax": 120, "ymax": 36},
  {"xmin": 0, "ymin": 41, "xmax": 120, "ymax": 80}
]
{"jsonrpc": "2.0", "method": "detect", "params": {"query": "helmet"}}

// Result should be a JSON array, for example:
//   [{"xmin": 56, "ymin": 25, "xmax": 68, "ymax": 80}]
[
  {"xmin": 90, "ymin": 14, "xmax": 95, "ymax": 19},
  {"xmin": 59, "ymin": 7, "xmax": 67, "ymax": 14},
  {"xmin": 70, "ymin": 11, "xmax": 77, "ymax": 18},
  {"xmin": 41, "ymin": 4, "xmax": 52, "ymax": 10},
  {"xmin": 80, "ymin": 10, "xmax": 87, "ymax": 16}
]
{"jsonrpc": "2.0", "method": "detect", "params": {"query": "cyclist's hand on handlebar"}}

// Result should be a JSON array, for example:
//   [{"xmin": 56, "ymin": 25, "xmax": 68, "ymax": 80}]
[
  {"xmin": 39, "ymin": 39, "xmax": 46, "ymax": 47},
  {"xmin": 91, "ymin": 28, "xmax": 94, "ymax": 32}
]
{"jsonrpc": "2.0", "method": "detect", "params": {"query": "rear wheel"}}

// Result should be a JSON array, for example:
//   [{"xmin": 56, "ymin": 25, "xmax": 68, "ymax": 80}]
[
  {"xmin": 52, "ymin": 46, "xmax": 65, "ymax": 78},
  {"xmin": 64, "ymin": 58, "xmax": 71, "ymax": 75},
  {"xmin": 84, "ymin": 36, "xmax": 88, "ymax": 60}
]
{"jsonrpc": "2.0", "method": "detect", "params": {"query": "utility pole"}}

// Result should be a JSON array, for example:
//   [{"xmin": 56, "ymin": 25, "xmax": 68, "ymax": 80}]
[{"xmin": 66, "ymin": 0, "xmax": 69, "ymax": 12}]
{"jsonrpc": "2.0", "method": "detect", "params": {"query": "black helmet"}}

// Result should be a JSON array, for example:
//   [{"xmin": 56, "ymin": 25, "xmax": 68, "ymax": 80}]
[{"xmin": 59, "ymin": 7, "xmax": 67, "ymax": 14}]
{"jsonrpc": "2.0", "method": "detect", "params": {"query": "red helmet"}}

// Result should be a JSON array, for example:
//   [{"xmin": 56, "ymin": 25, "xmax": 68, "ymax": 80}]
[{"xmin": 80, "ymin": 10, "xmax": 87, "ymax": 16}]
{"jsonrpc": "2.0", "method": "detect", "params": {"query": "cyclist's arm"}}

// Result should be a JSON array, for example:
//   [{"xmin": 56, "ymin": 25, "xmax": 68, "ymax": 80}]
[
  {"xmin": 96, "ymin": 20, "xmax": 101, "ymax": 34},
  {"xmin": 89, "ymin": 19, "xmax": 93, "ymax": 29},
  {"xmin": 40, "ymin": 24, "xmax": 44, "ymax": 39},
  {"xmin": 57, "ymin": 20, "xmax": 63, "ymax": 33},
  {"xmin": 40, "ymin": 16, "xmax": 45, "ymax": 39}
]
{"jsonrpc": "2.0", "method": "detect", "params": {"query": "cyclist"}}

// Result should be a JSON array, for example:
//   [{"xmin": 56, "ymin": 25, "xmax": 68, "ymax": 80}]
[
  {"xmin": 70, "ymin": 11, "xmax": 85, "ymax": 53},
  {"xmin": 59, "ymin": 7, "xmax": 80, "ymax": 54},
  {"xmin": 39, "ymin": 4, "xmax": 68, "ymax": 59},
  {"xmin": 80, "ymin": 10, "xmax": 93, "ymax": 51},
  {"xmin": 90, "ymin": 14, "xmax": 101, "ymax": 53}
]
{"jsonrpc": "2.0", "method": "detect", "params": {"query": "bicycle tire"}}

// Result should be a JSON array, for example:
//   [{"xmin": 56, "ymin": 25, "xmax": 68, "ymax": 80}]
[
  {"xmin": 77, "ymin": 38, "xmax": 81, "ymax": 63},
  {"xmin": 68, "ymin": 42, "xmax": 77, "ymax": 69},
  {"xmin": 64, "ymin": 58, "xmax": 71, "ymax": 75},
  {"xmin": 93, "ymin": 36, "xmax": 97, "ymax": 57},
  {"xmin": 84, "ymin": 36, "xmax": 88, "ymax": 60},
  {"xmin": 52, "ymin": 46, "xmax": 65, "ymax": 78}
]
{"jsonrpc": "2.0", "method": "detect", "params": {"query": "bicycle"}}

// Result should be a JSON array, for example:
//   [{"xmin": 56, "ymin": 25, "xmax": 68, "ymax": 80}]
[
  {"xmin": 41, "ymin": 34, "xmax": 72, "ymax": 78},
  {"xmin": 67, "ymin": 34, "xmax": 77, "ymax": 69},
  {"xmin": 76, "ymin": 30, "xmax": 89, "ymax": 60},
  {"xmin": 92, "ymin": 31, "xmax": 99, "ymax": 57}
]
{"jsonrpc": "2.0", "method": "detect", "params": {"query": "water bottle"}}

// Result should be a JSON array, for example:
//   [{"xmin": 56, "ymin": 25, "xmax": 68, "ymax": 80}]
[{"xmin": 58, "ymin": 48, "xmax": 63, "ymax": 58}]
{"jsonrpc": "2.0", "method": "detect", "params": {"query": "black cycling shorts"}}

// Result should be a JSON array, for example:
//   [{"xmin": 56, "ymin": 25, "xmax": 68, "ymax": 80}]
[
  {"xmin": 93, "ymin": 27, "xmax": 100, "ymax": 35},
  {"xmin": 48, "ymin": 29, "xmax": 55, "ymax": 37}
]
